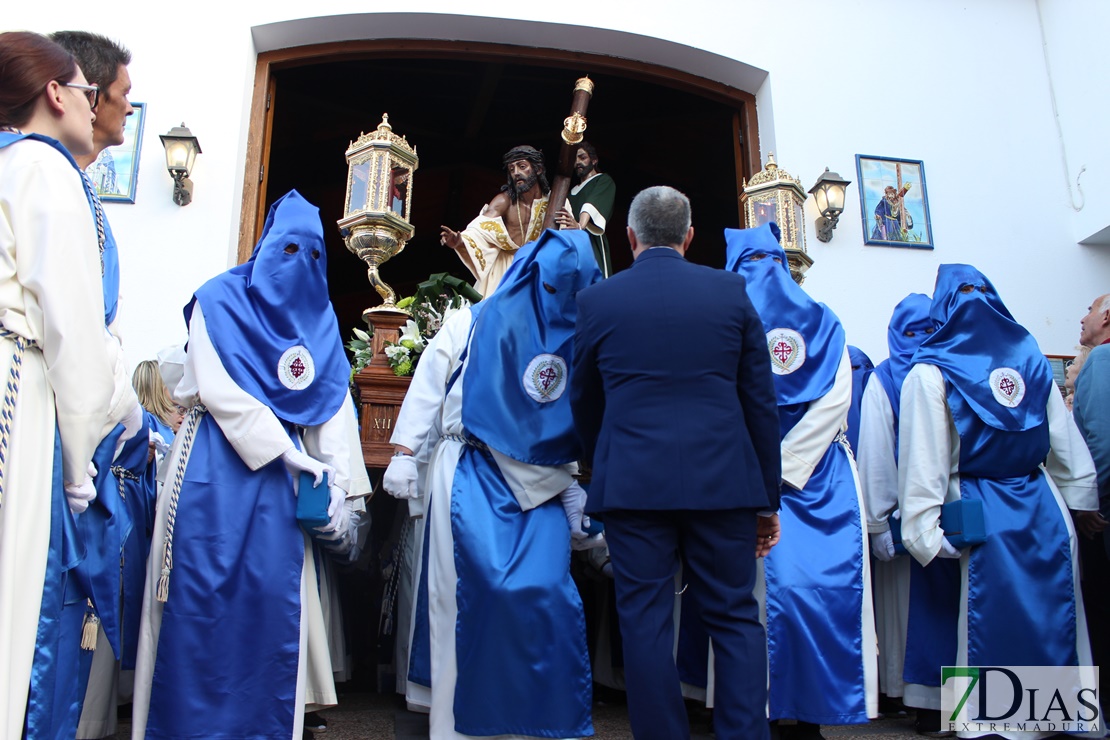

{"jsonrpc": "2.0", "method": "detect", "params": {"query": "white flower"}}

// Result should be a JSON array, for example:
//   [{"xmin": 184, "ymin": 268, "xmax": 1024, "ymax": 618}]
[
  {"xmin": 441, "ymin": 298, "xmax": 470, "ymax": 326},
  {"xmin": 384, "ymin": 345, "xmax": 411, "ymax": 361},
  {"xmin": 352, "ymin": 327, "xmax": 372, "ymax": 343},
  {"xmin": 399, "ymin": 320, "xmax": 426, "ymax": 351}
]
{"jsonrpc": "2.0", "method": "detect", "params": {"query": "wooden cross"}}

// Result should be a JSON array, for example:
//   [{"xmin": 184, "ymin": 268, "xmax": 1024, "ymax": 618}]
[{"xmin": 542, "ymin": 77, "xmax": 595, "ymax": 230}]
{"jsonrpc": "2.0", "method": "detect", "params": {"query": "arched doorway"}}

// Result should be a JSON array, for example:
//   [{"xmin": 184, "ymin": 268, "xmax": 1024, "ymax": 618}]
[
  {"xmin": 239, "ymin": 26, "xmax": 764, "ymax": 694},
  {"xmin": 241, "ymin": 36, "xmax": 762, "ymax": 339}
]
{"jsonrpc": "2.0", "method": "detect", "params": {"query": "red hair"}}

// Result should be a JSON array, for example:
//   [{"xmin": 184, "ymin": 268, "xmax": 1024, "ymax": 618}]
[{"xmin": 0, "ymin": 31, "xmax": 78, "ymax": 128}]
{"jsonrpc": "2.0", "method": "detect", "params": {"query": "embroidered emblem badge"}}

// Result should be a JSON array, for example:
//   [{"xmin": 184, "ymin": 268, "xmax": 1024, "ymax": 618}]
[
  {"xmin": 523, "ymin": 354, "xmax": 567, "ymax": 403},
  {"xmin": 766, "ymin": 328, "xmax": 806, "ymax": 375},
  {"xmin": 278, "ymin": 345, "xmax": 315, "ymax": 391},
  {"xmin": 989, "ymin": 367, "xmax": 1025, "ymax": 407}
]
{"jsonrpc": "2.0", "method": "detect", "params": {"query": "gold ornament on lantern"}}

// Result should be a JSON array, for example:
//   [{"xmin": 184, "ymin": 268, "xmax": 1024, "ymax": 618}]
[
  {"xmin": 740, "ymin": 153, "xmax": 812, "ymax": 284},
  {"xmin": 338, "ymin": 114, "xmax": 418, "ymax": 318}
]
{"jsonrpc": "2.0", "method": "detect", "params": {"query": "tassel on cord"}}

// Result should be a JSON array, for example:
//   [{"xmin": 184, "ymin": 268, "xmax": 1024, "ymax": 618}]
[
  {"xmin": 81, "ymin": 599, "xmax": 99, "ymax": 651},
  {"xmin": 156, "ymin": 404, "xmax": 206, "ymax": 603}
]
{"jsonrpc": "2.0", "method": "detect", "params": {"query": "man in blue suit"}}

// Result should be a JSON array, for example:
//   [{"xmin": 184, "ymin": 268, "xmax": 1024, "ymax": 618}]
[{"xmin": 571, "ymin": 185, "xmax": 782, "ymax": 740}]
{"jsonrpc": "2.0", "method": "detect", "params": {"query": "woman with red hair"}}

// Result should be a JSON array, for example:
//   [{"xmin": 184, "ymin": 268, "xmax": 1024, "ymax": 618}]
[{"xmin": 0, "ymin": 31, "xmax": 118, "ymax": 738}]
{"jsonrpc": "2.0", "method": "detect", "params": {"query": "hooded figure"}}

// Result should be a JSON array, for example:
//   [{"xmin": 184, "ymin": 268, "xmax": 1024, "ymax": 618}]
[
  {"xmin": 131, "ymin": 191, "xmax": 370, "ymax": 740},
  {"xmin": 724, "ymin": 223, "xmax": 878, "ymax": 729},
  {"xmin": 857, "ymin": 292, "xmax": 960, "ymax": 723},
  {"xmin": 846, "ymin": 345, "xmax": 874, "ymax": 454},
  {"xmin": 384, "ymin": 229, "xmax": 599, "ymax": 739},
  {"xmin": 898, "ymin": 264, "xmax": 1098, "ymax": 740}
]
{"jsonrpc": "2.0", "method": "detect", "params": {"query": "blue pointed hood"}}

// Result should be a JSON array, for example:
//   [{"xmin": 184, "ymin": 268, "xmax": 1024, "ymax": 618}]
[
  {"xmin": 186, "ymin": 190, "xmax": 349, "ymax": 426},
  {"xmin": 873, "ymin": 293, "xmax": 934, "ymax": 420},
  {"xmin": 912, "ymin": 264, "xmax": 1050, "ymax": 431},
  {"xmin": 462, "ymin": 229, "xmax": 602, "ymax": 465},
  {"xmin": 725, "ymin": 223, "xmax": 845, "ymax": 406}
]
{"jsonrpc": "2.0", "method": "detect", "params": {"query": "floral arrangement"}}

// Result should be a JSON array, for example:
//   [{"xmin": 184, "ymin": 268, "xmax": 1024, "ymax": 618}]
[{"xmin": 347, "ymin": 273, "xmax": 481, "ymax": 378}]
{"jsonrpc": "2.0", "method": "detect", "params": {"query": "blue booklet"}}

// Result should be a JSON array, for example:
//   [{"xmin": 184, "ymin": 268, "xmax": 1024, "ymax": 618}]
[
  {"xmin": 296, "ymin": 471, "xmax": 331, "ymax": 531},
  {"xmin": 890, "ymin": 499, "xmax": 986, "ymax": 555}
]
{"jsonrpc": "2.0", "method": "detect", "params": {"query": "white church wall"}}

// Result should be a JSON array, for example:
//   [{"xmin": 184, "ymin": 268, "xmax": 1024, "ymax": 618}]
[
  {"xmin": 7, "ymin": 0, "xmax": 1109, "ymax": 367},
  {"xmin": 1035, "ymin": 0, "xmax": 1110, "ymax": 247}
]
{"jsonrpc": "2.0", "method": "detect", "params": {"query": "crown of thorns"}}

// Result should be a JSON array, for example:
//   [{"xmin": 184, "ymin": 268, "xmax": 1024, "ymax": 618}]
[{"xmin": 503, "ymin": 145, "xmax": 545, "ymax": 170}]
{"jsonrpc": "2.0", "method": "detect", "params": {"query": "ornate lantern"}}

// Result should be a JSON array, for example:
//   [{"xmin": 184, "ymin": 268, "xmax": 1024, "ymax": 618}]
[
  {"xmin": 338, "ymin": 115, "xmax": 419, "ymax": 469},
  {"xmin": 740, "ymin": 153, "xmax": 812, "ymax": 283},
  {"xmin": 338, "ymin": 114, "xmax": 418, "ymax": 318}
]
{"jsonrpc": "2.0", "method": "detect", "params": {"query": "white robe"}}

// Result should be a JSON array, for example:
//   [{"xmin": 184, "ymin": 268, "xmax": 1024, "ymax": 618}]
[
  {"xmin": 130, "ymin": 304, "xmax": 370, "ymax": 739},
  {"xmin": 453, "ymin": 198, "xmax": 548, "ymax": 296},
  {"xmin": 898, "ymin": 363, "xmax": 1098, "ymax": 739},
  {"xmin": 857, "ymin": 380, "xmax": 910, "ymax": 702},
  {"xmin": 0, "ymin": 139, "xmax": 118, "ymax": 739},
  {"xmin": 390, "ymin": 308, "xmax": 577, "ymax": 739}
]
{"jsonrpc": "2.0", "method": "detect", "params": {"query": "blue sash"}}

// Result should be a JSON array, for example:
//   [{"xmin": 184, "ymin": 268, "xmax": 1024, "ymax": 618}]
[
  {"xmin": 71, "ymin": 424, "xmax": 130, "ymax": 659},
  {"xmin": 118, "ymin": 413, "xmax": 164, "ymax": 669},
  {"xmin": 764, "ymin": 404, "xmax": 869, "ymax": 725},
  {"xmin": 946, "ymin": 387, "xmax": 1077, "ymax": 667},
  {"xmin": 146, "ymin": 415, "xmax": 303, "ymax": 738},
  {"xmin": 449, "ymin": 445, "xmax": 592, "ymax": 736},
  {"xmin": 24, "ymin": 430, "xmax": 92, "ymax": 740}
]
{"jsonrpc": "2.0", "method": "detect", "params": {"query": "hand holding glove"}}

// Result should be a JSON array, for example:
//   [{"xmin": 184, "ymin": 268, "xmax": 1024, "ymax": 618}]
[
  {"xmin": 871, "ymin": 530, "xmax": 896, "ymax": 561},
  {"xmin": 937, "ymin": 537, "xmax": 962, "ymax": 559},
  {"xmin": 383, "ymin": 454, "xmax": 419, "ymax": 500},
  {"xmin": 281, "ymin": 448, "xmax": 334, "ymax": 488},
  {"xmin": 559, "ymin": 481, "xmax": 588, "ymax": 539}
]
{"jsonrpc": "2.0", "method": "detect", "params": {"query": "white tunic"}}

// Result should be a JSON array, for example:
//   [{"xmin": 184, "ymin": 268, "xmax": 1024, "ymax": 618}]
[
  {"xmin": 898, "ymin": 363, "xmax": 1098, "ymax": 739},
  {"xmin": 856, "ymin": 379, "xmax": 910, "ymax": 701},
  {"xmin": 130, "ymin": 304, "xmax": 370, "ymax": 739},
  {"xmin": 390, "ymin": 308, "xmax": 576, "ymax": 739},
  {"xmin": 0, "ymin": 139, "xmax": 117, "ymax": 739}
]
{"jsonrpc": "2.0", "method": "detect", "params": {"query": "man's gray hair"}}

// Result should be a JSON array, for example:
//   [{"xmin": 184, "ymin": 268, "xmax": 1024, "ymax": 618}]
[
  {"xmin": 628, "ymin": 186, "xmax": 691, "ymax": 248},
  {"xmin": 1100, "ymin": 294, "xmax": 1110, "ymax": 313}
]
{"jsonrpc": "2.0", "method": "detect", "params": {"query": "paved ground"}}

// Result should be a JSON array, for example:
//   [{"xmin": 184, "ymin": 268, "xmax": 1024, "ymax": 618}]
[{"xmin": 114, "ymin": 692, "xmax": 929, "ymax": 739}]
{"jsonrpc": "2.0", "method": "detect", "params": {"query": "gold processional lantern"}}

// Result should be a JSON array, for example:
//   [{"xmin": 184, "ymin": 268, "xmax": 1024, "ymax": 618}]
[
  {"xmin": 338, "ymin": 114, "xmax": 418, "ymax": 318},
  {"xmin": 740, "ymin": 153, "xmax": 812, "ymax": 284},
  {"xmin": 338, "ymin": 114, "xmax": 418, "ymax": 469}
]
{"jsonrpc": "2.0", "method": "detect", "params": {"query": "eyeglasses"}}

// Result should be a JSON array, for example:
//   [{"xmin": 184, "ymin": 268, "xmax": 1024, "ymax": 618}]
[
  {"xmin": 58, "ymin": 81, "xmax": 99, "ymax": 110},
  {"xmin": 174, "ymin": 405, "xmax": 188, "ymax": 415}
]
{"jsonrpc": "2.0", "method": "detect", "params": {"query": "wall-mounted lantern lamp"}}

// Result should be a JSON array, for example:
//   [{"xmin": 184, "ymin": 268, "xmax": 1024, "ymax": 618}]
[
  {"xmin": 159, "ymin": 123, "xmax": 201, "ymax": 206},
  {"xmin": 808, "ymin": 167, "xmax": 851, "ymax": 242}
]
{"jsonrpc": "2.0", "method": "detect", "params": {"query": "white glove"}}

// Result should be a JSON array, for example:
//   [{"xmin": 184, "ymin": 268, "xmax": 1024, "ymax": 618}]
[
  {"xmin": 871, "ymin": 530, "xmax": 896, "ymax": 561},
  {"xmin": 316, "ymin": 489, "xmax": 351, "ymax": 534},
  {"xmin": 383, "ymin": 454, "xmax": 419, "ymax": 500},
  {"xmin": 559, "ymin": 481, "xmax": 588, "ymax": 539},
  {"xmin": 119, "ymin": 401, "xmax": 144, "ymax": 443},
  {"xmin": 65, "ymin": 476, "xmax": 97, "ymax": 514},
  {"xmin": 281, "ymin": 448, "xmax": 334, "ymax": 488},
  {"xmin": 150, "ymin": 430, "xmax": 171, "ymax": 456},
  {"xmin": 937, "ymin": 537, "xmax": 962, "ymax": 559}
]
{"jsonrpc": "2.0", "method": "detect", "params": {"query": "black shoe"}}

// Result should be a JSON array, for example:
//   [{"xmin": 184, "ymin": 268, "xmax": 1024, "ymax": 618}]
[
  {"xmin": 304, "ymin": 711, "xmax": 328, "ymax": 733},
  {"xmin": 789, "ymin": 721, "xmax": 826, "ymax": 740},
  {"xmin": 914, "ymin": 708, "xmax": 955, "ymax": 737},
  {"xmin": 878, "ymin": 693, "xmax": 908, "ymax": 717}
]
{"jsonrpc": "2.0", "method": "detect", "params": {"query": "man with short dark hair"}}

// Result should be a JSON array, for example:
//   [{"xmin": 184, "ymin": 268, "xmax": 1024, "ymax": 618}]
[
  {"xmin": 572, "ymin": 185, "xmax": 781, "ymax": 740},
  {"xmin": 440, "ymin": 145, "xmax": 550, "ymax": 295},
  {"xmin": 50, "ymin": 32, "xmax": 133, "ymax": 174},
  {"xmin": 555, "ymin": 140, "xmax": 616, "ymax": 277}
]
